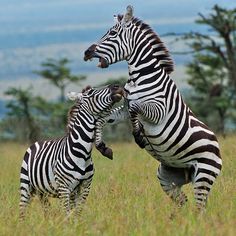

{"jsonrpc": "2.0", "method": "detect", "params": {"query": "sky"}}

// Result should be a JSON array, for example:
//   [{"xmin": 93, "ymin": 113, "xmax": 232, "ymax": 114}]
[{"xmin": 0, "ymin": 0, "xmax": 235, "ymax": 102}]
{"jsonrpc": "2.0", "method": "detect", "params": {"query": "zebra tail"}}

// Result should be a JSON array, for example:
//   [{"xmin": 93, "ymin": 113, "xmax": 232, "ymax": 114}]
[{"xmin": 19, "ymin": 150, "xmax": 31, "ymax": 220}]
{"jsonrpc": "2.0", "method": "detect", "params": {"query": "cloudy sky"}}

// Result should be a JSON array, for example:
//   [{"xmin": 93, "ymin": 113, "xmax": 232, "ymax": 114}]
[{"xmin": 0, "ymin": 0, "xmax": 234, "ymax": 100}]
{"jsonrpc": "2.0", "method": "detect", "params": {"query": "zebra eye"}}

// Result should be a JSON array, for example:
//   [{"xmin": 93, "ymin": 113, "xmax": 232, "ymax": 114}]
[
  {"xmin": 87, "ymin": 89, "xmax": 94, "ymax": 95},
  {"xmin": 110, "ymin": 30, "xmax": 117, "ymax": 36}
]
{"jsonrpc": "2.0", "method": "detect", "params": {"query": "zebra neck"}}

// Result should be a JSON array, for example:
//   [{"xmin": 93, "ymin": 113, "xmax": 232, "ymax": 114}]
[
  {"xmin": 127, "ymin": 58, "xmax": 168, "ymax": 86},
  {"xmin": 67, "ymin": 109, "xmax": 95, "ymax": 157}
]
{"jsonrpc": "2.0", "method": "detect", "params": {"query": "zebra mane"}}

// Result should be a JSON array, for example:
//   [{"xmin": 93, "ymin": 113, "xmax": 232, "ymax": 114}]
[
  {"xmin": 120, "ymin": 15, "xmax": 174, "ymax": 74},
  {"xmin": 66, "ymin": 101, "xmax": 81, "ymax": 133},
  {"xmin": 66, "ymin": 86, "xmax": 92, "ymax": 133},
  {"xmin": 133, "ymin": 17, "xmax": 174, "ymax": 74}
]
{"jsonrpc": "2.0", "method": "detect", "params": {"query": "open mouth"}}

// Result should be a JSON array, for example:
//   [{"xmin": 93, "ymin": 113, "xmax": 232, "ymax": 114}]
[
  {"xmin": 84, "ymin": 53, "xmax": 109, "ymax": 68},
  {"xmin": 97, "ymin": 57, "xmax": 109, "ymax": 68}
]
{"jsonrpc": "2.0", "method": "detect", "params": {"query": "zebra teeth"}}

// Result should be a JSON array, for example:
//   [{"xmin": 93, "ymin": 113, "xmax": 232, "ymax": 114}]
[
  {"xmin": 89, "ymin": 58, "xmax": 93, "ymax": 61},
  {"xmin": 97, "ymin": 62, "xmax": 102, "ymax": 68}
]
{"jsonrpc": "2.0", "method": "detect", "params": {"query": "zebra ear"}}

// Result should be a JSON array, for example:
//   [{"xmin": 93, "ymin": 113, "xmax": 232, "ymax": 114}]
[
  {"xmin": 114, "ymin": 15, "xmax": 118, "ymax": 23},
  {"xmin": 67, "ymin": 92, "xmax": 83, "ymax": 101},
  {"xmin": 123, "ymin": 5, "xmax": 133, "ymax": 23}
]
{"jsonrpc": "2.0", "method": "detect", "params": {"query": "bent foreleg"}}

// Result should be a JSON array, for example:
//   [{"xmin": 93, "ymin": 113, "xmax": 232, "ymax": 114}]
[{"xmin": 95, "ymin": 105, "xmax": 130, "ymax": 159}]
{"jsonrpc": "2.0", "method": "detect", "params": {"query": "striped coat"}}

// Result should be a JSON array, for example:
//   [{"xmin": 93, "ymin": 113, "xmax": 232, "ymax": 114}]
[
  {"xmin": 84, "ymin": 6, "xmax": 222, "ymax": 209},
  {"xmin": 19, "ymin": 85, "xmax": 123, "ymax": 219}
]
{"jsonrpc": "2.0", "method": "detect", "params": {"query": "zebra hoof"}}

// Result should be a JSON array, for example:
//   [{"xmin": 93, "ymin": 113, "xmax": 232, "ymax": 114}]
[
  {"xmin": 103, "ymin": 148, "xmax": 113, "ymax": 160},
  {"xmin": 96, "ymin": 142, "xmax": 113, "ymax": 159},
  {"xmin": 133, "ymin": 132, "xmax": 146, "ymax": 148},
  {"xmin": 135, "ymin": 139, "xmax": 146, "ymax": 149}
]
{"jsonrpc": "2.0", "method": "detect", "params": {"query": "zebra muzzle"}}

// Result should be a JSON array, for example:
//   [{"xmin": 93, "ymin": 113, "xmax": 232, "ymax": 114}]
[
  {"xmin": 84, "ymin": 44, "xmax": 97, "ymax": 61},
  {"xmin": 110, "ymin": 85, "xmax": 124, "ymax": 102},
  {"xmin": 84, "ymin": 45, "xmax": 109, "ymax": 68},
  {"xmin": 111, "ymin": 93, "xmax": 122, "ymax": 102},
  {"xmin": 97, "ymin": 57, "xmax": 109, "ymax": 68}
]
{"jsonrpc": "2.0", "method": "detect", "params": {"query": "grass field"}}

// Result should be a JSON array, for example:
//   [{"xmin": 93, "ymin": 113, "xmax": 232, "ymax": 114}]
[{"xmin": 0, "ymin": 136, "xmax": 235, "ymax": 236}]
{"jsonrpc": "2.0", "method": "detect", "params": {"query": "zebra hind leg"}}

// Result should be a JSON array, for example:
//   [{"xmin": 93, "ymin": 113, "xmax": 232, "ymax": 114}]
[
  {"xmin": 19, "ymin": 182, "xmax": 33, "ymax": 221},
  {"xmin": 19, "ymin": 161, "xmax": 35, "ymax": 221},
  {"xmin": 157, "ymin": 164, "xmax": 191, "ymax": 207},
  {"xmin": 192, "ymin": 165, "xmax": 220, "ymax": 210},
  {"xmin": 160, "ymin": 182, "xmax": 188, "ymax": 207}
]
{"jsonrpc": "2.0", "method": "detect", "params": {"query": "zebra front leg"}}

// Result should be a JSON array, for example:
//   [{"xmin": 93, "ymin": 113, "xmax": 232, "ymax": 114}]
[
  {"xmin": 74, "ymin": 178, "xmax": 93, "ymax": 218},
  {"xmin": 129, "ymin": 99, "xmax": 166, "ymax": 148},
  {"xmin": 129, "ymin": 101, "xmax": 147, "ymax": 148},
  {"xmin": 130, "ymin": 113, "xmax": 146, "ymax": 149},
  {"xmin": 58, "ymin": 185, "xmax": 71, "ymax": 216},
  {"xmin": 95, "ymin": 118, "xmax": 113, "ymax": 159}
]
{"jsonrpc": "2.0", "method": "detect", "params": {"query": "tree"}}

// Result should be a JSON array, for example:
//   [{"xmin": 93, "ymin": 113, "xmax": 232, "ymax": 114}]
[
  {"xmin": 4, "ymin": 87, "xmax": 40, "ymax": 143},
  {"xmin": 2, "ymin": 87, "xmax": 73, "ymax": 142},
  {"xmin": 35, "ymin": 58, "xmax": 86, "ymax": 102},
  {"xmin": 175, "ymin": 5, "xmax": 236, "ymax": 134},
  {"xmin": 32, "ymin": 96, "xmax": 70, "ymax": 137}
]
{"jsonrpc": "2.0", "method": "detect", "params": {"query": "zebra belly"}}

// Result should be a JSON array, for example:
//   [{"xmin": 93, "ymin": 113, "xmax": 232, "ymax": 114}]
[
  {"xmin": 144, "ymin": 144, "xmax": 197, "ymax": 168},
  {"xmin": 139, "ymin": 119, "xmax": 215, "ymax": 168}
]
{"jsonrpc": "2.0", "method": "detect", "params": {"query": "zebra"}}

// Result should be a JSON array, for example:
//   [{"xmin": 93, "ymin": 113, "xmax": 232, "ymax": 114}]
[
  {"xmin": 19, "ymin": 84, "xmax": 123, "ymax": 219},
  {"xmin": 84, "ymin": 6, "xmax": 222, "ymax": 209}
]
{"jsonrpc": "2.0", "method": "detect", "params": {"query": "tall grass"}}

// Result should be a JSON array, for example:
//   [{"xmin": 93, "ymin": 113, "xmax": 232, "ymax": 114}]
[{"xmin": 0, "ymin": 136, "xmax": 235, "ymax": 235}]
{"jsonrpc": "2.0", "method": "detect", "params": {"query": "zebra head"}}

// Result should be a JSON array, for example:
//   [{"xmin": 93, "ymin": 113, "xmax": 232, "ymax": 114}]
[
  {"xmin": 67, "ymin": 84, "xmax": 123, "ymax": 116},
  {"xmin": 84, "ymin": 6, "xmax": 173, "ymax": 74},
  {"xmin": 84, "ymin": 5, "xmax": 134, "ymax": 68}
]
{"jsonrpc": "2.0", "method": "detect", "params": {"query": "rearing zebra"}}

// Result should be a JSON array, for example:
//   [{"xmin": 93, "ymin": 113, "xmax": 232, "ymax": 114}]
[
  {"xmin": 84, "ymin": 6, "xmax": 222, "ymax": 209},
  {"xmin": 19, "ymin": 85, "xmax": 123, "ymax": 219}
]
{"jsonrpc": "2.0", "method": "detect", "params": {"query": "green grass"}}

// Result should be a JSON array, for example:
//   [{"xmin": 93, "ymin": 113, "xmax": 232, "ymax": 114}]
[{"xmin": 0, "ymin": 137, "xmax": 235, "ymax": 236}]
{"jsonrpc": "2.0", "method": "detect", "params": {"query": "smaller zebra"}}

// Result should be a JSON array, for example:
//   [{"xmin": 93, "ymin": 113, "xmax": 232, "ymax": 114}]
[{"xmin": 19, "ymin": 85, "xmax": 123, "ymax": 220}]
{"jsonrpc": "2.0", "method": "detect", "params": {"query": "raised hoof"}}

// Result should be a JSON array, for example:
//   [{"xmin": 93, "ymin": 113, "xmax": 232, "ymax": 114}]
[
  {"xmin": 96, "ymin": 142, "xmax": 113, "ymax": 160},
  {"xmin": 103, "ymin": 147, "xmax": 113, "ymax": 160},
  {"xmin": 133, "ymin": 131, "xmax": 146, "ymax": 149}
]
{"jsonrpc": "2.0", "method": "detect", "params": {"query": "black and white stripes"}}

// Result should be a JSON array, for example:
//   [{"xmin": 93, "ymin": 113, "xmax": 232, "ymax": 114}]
[
  {"xmin": 84, "ymin": 6, "xmax": 222, "ymax": 209},
  {"xmin": 19, "ymin": 85, "xmax": 123, "ymax": 219}
]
